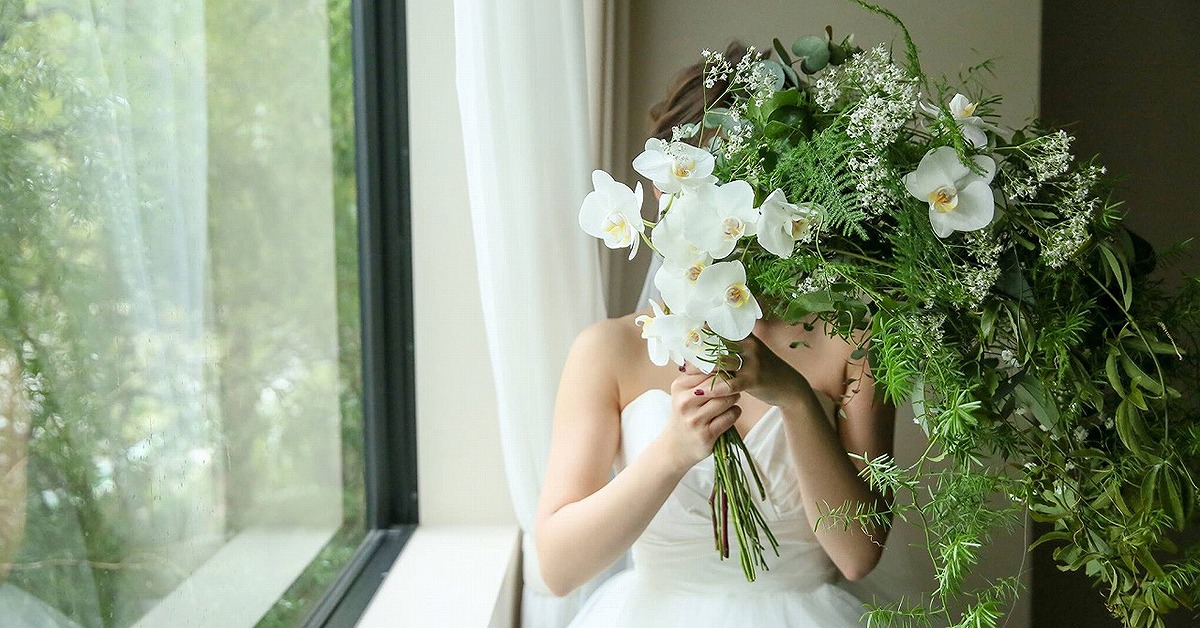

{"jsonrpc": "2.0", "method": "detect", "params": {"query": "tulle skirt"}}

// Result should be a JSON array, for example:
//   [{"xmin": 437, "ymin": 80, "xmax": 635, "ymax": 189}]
[{"xmin": 567, "ymin": 569, "xmax": 867, "ymax": 627}]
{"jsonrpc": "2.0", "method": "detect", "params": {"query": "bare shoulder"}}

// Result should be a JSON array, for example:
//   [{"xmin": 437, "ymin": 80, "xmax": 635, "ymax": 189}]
[
  {"xmin": 567, "ymin": 310, "xmax": 667, "ymax": 407},
  {"xmin": 569, "ymin": 313, "xmax": 645, "ymax": 369}
]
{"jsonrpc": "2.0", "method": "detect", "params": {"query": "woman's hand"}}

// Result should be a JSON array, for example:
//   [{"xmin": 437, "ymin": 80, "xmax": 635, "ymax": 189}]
[
  {"xmin": 660, "ymin": 368, "xmax": 742, "ymax": 470},
  {"xmin": 684, "ymin": 325, "xmax": 812, "ymax": 410}
]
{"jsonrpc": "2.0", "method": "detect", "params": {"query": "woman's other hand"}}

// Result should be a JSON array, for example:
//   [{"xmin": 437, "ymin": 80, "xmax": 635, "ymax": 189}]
[
  {"xmin": 661, "ymin": 368, "xmax": 741, "ymax": 470},
  {"xmin": 682, "ymin": 324, "xmax": 811, "ymax": 411}
]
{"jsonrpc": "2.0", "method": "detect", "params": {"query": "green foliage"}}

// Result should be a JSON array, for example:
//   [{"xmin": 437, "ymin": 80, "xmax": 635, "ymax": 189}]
[
  {"xmin": 687, "ymin": 6, "xmax": 1200, "ymax": 626},
  {"xmin": 1, "ymin": 0, "xmax": 366, "ymax": 625}
]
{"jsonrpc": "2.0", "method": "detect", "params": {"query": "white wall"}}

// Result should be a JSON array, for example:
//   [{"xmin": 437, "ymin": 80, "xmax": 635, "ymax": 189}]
[{"xmin": 407, "ymin": 0, "xmax": 515, "ymax": 526}]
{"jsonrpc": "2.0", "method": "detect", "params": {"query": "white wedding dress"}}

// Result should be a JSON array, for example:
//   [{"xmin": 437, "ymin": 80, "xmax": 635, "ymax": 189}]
[{"xmin": 567, "ymin": 389, "xmax": 867, "ymax": 627}]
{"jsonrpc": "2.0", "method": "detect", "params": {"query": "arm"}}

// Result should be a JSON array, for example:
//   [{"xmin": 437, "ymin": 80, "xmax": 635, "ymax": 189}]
[
  {"xmin": 534, "ymin": 321, "xmax": 741, "ymax": 596},
  {"xmin": 776, "ymin": 346, "xmax": 894, "ymax": 581},
  {"xmin": 691, "ymin": 330, "xmax": 895, "ymax": 581}
]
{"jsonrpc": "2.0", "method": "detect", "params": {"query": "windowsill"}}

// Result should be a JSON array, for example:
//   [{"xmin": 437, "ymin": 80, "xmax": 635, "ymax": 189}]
[
  {"xmin": 355, "ymin": 525, "xmax": 521, "ymax": 628},
  {"xmin": 132, "ymin": 526, "xmax": 337, "ymax": 628}
]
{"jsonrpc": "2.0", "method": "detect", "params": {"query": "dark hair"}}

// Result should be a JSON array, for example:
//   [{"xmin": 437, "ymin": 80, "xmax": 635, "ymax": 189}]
[{"xmin": 647, "ymin": 41, "xmax": 764, "ymax": 142}]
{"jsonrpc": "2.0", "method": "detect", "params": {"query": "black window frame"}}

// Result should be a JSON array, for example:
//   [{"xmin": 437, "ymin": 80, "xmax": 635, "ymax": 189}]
[{"xmin": 303, "ymin": 0, "xmax": 418, "ymax": 625}]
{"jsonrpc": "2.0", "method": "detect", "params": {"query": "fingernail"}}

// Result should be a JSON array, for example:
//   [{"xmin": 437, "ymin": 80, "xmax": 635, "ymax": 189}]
[
  {"xmin": 679, "ymin": 365, "xmax": 686, "ymax": 372},
  {"xmin": 694, "ymin": 389, "xmax": 704, "ymax": 396}
]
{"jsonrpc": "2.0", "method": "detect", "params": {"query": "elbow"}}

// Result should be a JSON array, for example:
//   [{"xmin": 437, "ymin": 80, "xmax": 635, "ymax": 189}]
[
  {"xmin": 839, "ymin": 562, "xmax": 874, "ymax": 582},
  {"xmin": 539, "ymin": 562, "xmax": 580, "ymax": 598},
  {"xmin": 837, "ymin": 548, "xmax": 883, "ymax": 582},
  {"xmin": 544, "ymin": 577, "xmax": 576, "ymax": 599},
  {"xmin": 534, "ymin": 530, "xmax": 579, "ymax": 598}
]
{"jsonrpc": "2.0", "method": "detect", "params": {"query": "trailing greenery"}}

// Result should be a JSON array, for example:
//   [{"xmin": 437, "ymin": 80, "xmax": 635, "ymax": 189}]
[{"xmin": 688, "ymin": 3, "xmax": 1200, "ymax": 626}]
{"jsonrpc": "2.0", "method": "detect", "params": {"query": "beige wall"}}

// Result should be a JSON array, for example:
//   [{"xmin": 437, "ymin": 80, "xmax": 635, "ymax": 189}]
[
  {"xmin": 614, "ymin": 2, "xmax": 1042, "ymax": 626},
  {"xmin": 407, "ymin": 0, "xmax": 515, "ymax": 526}
]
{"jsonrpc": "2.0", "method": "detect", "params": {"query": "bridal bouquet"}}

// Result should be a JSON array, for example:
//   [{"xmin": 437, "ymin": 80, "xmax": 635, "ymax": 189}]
[{"xmin": 578, "ymin": 3, "xmax": 1199, "ymax": 626}]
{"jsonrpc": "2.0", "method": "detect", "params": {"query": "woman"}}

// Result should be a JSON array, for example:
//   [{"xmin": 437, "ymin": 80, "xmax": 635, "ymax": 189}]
[{"xmin": 535, "ymin": 43, "xmax": 896, "ymax": 626}]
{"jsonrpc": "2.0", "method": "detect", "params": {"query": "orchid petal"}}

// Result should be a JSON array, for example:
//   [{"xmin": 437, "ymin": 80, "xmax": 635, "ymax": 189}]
[
  {"xmin": 965, "ymin": 155, "xmax": 997, "ymax": 186},
  {"xmin": 948, "ymin": 93, "xmax": 973, "ymax": 118},
  {"xmin": 961, "ymin": 123, "xmax": 988, "ymax": 149},
  {"xmin": 928, "ymin": 180, "xmax": 995, "ymax": 238},
  {"xmin": 903, "ymin": 147, "xmax": 961, "ymax": 197},
  {"xmin": 693, "ymin": 260, "xmax": 745, "ymax": 300},
  {"xmin": 757, "ymin": 221, "xmax": 795, "ymax": 258}
]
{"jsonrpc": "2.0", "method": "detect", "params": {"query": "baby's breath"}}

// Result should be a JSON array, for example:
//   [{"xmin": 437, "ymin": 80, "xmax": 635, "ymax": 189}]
[
  {"xmin": 813, "ymin": 45, "xmax": 919, "ymax": 145},
  {"xmin": 847, "ymin": 150, "xmax": 898, "ymax": 214}
]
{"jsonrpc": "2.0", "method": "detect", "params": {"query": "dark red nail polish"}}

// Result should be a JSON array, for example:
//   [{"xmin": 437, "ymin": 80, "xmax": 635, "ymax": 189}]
[
  {"xmin": 679, "ymin": 365, "xmax": 686, "ymax": 372},
  {"xmin": 694, "ymin": 389, "xmax": 703, "ymax": 396}
]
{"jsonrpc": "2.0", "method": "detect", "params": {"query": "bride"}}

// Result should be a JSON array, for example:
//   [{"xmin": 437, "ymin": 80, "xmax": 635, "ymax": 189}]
[{"xmin": 534, "ymin": 43, "xmax": 896, "ymax": 626}]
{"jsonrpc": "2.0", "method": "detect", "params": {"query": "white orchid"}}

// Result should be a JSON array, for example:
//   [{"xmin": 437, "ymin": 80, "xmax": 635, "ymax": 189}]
[
  {"xmin": 635, "ymin": 301, "xmax": 721, "ymax": 373},
  {"xmin": 755, "ymin": 189, "xmax": 823, "ymax": 259},
  {"xmin": 948, "ymin": 94, "xmax": 990, "ymax": 149},
  {"xmin": 651, "ymin": 208, "xmax": 712, "ymax": 317},
  {"xmin": 683, "ymin": 180, "xmax": 758, "ymax": 259},
  {"xmin": 634, "ymin": 300, "xmax": 681, "ymax": 366},
  {"xmin": 903, "ymin": 146, "xmax": 997, "ymax": 238},
  {"xmin": 693, "ymin": 260, "xmax": 762, "ymax": 341},
  {"xmin": 579, "ymin": 169, "xmax": 645, "ymax": 259},
  {"xmin": 632, "ymin": 138, "xmax": 717, "ymax": 194},
  {"xmin": 922, "ymin": 93, "xmax": 990, "ymax": 148}
]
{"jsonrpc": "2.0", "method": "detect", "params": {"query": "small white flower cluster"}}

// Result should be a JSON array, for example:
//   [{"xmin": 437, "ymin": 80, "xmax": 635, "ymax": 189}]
[
  {"xmin": 959, "ymin": 266, "xmax": 1002, "ymax": 308},
  {"xmin": 965, "ymin": 230, "xmax": 1004, "ymax": 267},
  {"xmin": 846, "ymin": 92, "xmax": 917, "ymax": 145},
  {"xmin": 904, "ymin": 311, "xmax": 947, "ymax": 360},
  {"xmin": 1041, "ymin": 164, "xmax": 1103, "ymax": 268},
  {"xmin": 813, "ymin": 46, "xmax": 918, "ymax": 145},
  {"xmin": 701, "ymin": 49, "xmax": 733, "ymax": 89},
  {"xmin": 1027, "ymin": 130, "xmax": 1073, "ymax": 182},
  {"xmin": 1041, "ymin": 212, "xmax": 1090, "ymax": 269},
  {"xmin": 1002, "ymin": 171, "xmax": 1039, "ymax": 202},
  {"xmin": 743, "ymin": 63, "xmax": 778, "ymax": 109},
  {"xmin": 1060, "ymin": 164, "xmax": 1105, "ymax": 212},
  {"xmin": 957, "ymin": 231, "xmax": 1004, "ymax": 307},
  {"xmin": 813, "ymin": 73, "xmax": 840, "ymax": 111},
  {"xmin": 701, "ymin": 46, "xmax": 775, "ymax": 110},
  {"xmin": 848, "ymin": 150, "xmax": 897, "ymax": 214},
  {"xmin": 793, "ymin": 266, "xmax": 839, "ymax": 296},
  {"xmin": 719, "ymin": 119, "xmax": 755, "ymax": 157},
  {"xmin": 670, "ymin": 123, "xmax": 700, "ymax": 143},
  {"xmin": 1001, "ymin": 131, "xmax": 1076, "ymax": 202}
]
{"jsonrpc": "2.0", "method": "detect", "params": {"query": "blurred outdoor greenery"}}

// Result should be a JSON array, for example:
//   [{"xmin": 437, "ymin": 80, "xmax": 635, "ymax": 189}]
[{"xmin": 0, "ymin": 0, "xmax": 366, "ymax": 625}]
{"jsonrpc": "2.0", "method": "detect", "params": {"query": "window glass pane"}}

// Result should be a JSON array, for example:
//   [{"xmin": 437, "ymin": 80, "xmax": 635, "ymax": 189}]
[{"xmin": 0, "ymin": 0, "xmax": 365, "ymax": 625}]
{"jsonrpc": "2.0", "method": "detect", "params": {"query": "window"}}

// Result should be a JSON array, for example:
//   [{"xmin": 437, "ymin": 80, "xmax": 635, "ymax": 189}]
[{"xmin": 0, "ymin": 0, "xmax": 412, "ymax": 626}]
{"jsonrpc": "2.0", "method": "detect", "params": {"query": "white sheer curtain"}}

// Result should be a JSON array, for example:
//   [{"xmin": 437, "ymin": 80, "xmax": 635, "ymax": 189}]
[
  {"xmin": 453, "ymin": 1, "xmax": 615, "ymax": 626},
  {"xmin": 0, "ymin": 0, "xmax": 213, "ymax": 622}
]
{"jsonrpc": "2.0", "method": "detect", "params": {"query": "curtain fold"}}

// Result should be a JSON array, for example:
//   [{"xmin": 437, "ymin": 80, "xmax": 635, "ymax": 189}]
[{"xmin": 453, "ymin": 1, "xmax": 614, "ymax": 625}]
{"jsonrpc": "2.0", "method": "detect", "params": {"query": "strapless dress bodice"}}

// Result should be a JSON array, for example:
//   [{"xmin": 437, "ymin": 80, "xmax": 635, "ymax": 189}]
[
  {"xmin": 565, "ymin": 389, "xmax": 865, "ymax": 627},
  {"xmin": 614, "ymin": 388, "xmax": 841, "ymax": 595}
]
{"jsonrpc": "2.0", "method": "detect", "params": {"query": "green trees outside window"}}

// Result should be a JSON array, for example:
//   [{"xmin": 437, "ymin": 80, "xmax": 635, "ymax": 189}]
[{"xmin": 0, "ymin": 0, "xmax": 366, "ymax": 625}]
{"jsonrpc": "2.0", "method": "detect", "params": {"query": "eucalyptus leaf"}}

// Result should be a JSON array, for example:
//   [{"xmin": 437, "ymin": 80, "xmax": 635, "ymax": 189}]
[{"xmin": 757, "ymin": 58, "xmax": 786, "ymax": 91}]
